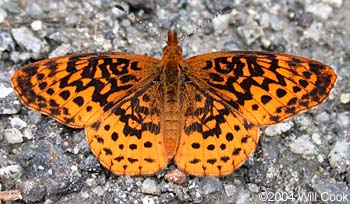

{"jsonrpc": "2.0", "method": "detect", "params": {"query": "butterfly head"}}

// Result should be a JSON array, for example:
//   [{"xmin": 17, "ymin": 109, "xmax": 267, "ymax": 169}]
[{"xmin": 162, "ymin": 30, "xmax": 183, "ymax": 61}]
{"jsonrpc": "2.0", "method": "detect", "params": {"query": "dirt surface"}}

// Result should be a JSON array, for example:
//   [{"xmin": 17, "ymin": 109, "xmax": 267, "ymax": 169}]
[{"xmin": 0, "ymin": 0, "xmax": 349, "ymax": 203}]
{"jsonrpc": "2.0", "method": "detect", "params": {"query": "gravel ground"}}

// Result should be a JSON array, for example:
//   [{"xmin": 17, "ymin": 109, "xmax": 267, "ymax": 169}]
[{"xmin": 0, "ymin": 0, "xmax": 349, "ymax": 203}]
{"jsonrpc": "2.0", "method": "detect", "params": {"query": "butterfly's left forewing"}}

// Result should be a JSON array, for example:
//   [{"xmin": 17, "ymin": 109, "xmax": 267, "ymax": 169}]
[{"xmin": 184, "ymin": 51, "xmax": 336, "ymax": 126}]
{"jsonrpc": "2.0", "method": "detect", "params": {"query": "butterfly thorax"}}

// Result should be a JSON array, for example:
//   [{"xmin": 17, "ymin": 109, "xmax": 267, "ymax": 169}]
[{"xmin": 159, "ymin": 30, "xmax": 184, "ymax": 158}]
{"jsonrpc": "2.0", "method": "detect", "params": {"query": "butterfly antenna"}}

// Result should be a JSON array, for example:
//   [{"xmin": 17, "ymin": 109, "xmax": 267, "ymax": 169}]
[
  {"xmin": 114, "ymin": 4, "xmax": 167, "ymax": 43},
  {"xmin": 179, "ymin": 6, "xmax": 232, "ymax": 41}
]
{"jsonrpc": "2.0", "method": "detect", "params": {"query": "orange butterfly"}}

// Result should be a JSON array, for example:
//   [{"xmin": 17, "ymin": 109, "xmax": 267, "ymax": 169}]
[{"xmin": 12, "ymin": 30, "xmax": 336, "ymax": 176}]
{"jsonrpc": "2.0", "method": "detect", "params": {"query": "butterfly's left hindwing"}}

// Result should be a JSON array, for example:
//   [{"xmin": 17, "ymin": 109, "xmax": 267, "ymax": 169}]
[{"xmin": 175, "ymin": 83, "xmax": 259, "ymax": 176}]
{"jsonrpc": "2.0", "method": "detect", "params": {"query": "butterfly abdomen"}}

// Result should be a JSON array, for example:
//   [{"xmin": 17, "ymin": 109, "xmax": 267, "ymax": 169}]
[{"xmin": 160, "ymin": 60, "xmax": 183, "ymax": 158}]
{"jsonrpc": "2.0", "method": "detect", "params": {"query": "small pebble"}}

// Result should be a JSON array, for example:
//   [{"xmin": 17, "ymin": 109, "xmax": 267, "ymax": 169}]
[
  {"xmin": 10, "ymin": 117, "xmax": 27, "ymax": 129},
  {"xmin": 212, "ymin": 13, "xmax": 231, "ymax": 33},
  {"xmin": 306, "ymin": 3, "xmax": 333, "ymax": 20},
  {"xmin": 237, "ymin": 20, "xmax": 264, "ymax": 45},
  {"xmin": 23, "ymin": 128, "xmax": 33, "ymax": 140},
  {"xmin": 142, "ymin": 196, "xmax": 155, "ymax": 204},
  {"xmin": 0, "ymin": 83, "xmax": 13, "ymax": 98},
  {"xmin": 199, "ymin": 177, "xmax": 222, "ymax": 194},
  {"xmin": 81, "ymin": 191, "xmax": 89, "ymax": 199},
  {"xmin": 11, "ymin": 26, "xmax": 47, "ymax": 58},
  {"xmin": 264, "ymin": 122, "xmax": 293, "ymax": 136},
  {"xmin": 289, "ymin": 135, "xmax": 318, "ymax": 156},
  {"xmin": 303, "ymin": 22, "xmax": 323, "ymax": 41},
  {"xmin": 0, "ymin": 7, "xmax": 7, "ymax": 23},
  {"xmin": 70, "ymin": 165, "xmax": 78, "ymax": 171},
  {"xmin": 336, "ymin": 112, "xmax": 350, "ymax": 129},
  {"xmin": 85, "ymin": 178, "xmax": 96, "ymax": 187},
  {"xmin": 322, "ymin": 0, "xmax": 343, "ymax": 8},
  {"xmin": 269, "ymin": 14, "xmax": 284, "ymax": 31},
  {"xmin": 224, "ymin": 184, "xmax": 236, "ymax": 197},
  {"xmin": 0, "ymin": 164, "xmax": 22, "ymax": 179},
  {"xmin": 259, "ymin": 12, "xmax": 270, "ymax": 28},
  {"xmin": 17, "ymin": 179, "xmax": 46, "ymax": 202},
  {"xmin": 236, "ymin": 190, "xmax": 250, "ymax": 204},
  {"xmin": 340, "ymin": 93, "xmax": 350, "ymax": 104},
  {"xmin": 247, "ymin": 183, "xmax": 259, "ymax": 193},
  {"xmin": 4, "ymin": 128, "xmax": 24, "ymax": 144},
  {"xmin": 141, "ymin": 178, "xmax": 159, "ymax": 195},
  {"xmin": 92, "ymin": 186, "xmax": 105, "ymax": 197},
  {"xmin": 328, "ymin": 141, "xmax": 350, "ymax": 173},
  {"xmin": 48, "ymin": 44, "xmax": 72, "ymax": 58},
  {"xmin": 0, "ymin": 31, "xmax": 15, "ymax": 53},
  {"xmin": 315, "ymin": 111, "xmax": 330, "ymax": 123},
  {"xmin": 311, "ymin": 133, "xmax": 322, "ymax": 145},
  {"xmin": 31, "ymin": 20, "xmax": 43, "ymax": 31},
  {"xmin": 25, "ymin": 2, "xmax": 44, "ymax": 16}
]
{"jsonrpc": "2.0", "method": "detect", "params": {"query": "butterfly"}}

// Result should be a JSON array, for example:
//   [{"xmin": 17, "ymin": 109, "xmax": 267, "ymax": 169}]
[{"xmin": 12, "ymin": 30, "xmax": 336, "ymax": 176}]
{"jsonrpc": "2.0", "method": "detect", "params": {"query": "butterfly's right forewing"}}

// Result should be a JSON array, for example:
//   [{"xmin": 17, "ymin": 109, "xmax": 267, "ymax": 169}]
[{"xmin": 12, "ymin": 53, "xmax": 160, "ymax": 128}]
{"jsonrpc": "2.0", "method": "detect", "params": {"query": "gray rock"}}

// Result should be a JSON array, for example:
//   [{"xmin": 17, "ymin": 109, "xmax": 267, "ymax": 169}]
[
  {"xmin": 1, "ymin": 1, "xmax": 21, "ymax": 13},
  {"xmin": 48, "ymin": 44, "xmax": 72, "ymax": 58},
  {"xmin": 224, "ymin": 184, "xmax": 237, "ymax": 197},
  {"xmin": 303, "ymin": 22, "xmax": 323, "ymax": 41},
  {"xmin": 142, "ymin": 196, "xmax": 156, "ymax": 204},
  {"xmin": 289, "ymin": 135, "xmax": 318, "ymax": 157},
  {"xmin": 306, "ymin": 3, "xmax": 333, "ymax": 20},
  {"xmin": 199, "ymin": 177, "xmax": 222, "ymax": 194},
  {"xmin": 312, "ymin": 176, "xmax": 349, "ymax": 204},
  {"xmin": 24, "ymin": 2, "xmax": 44, "ymax": 16},
  {"xmin": 0, "ymin": 7, "xmax": 7, "ymax": 23},
  {"xmin": 141, "ymin": 178, "xmax": 160, "ymax": 195},
  {"xmin": 4, "ymin": 128, "xmax": 23, "ymax": 144},
  {"xmin": 213, "ymin": 13, "xmax": 231, "ymax": 33},
  {"xmin": 316, "ymin": 111, "xmax": 330, "ymax": 123},
  {"xmin": 0, "ymin": 83, "xmax": 13, "ymax": 99},
  {"xmin": 79, "ymin": 154, "xmax": 101, "ymax": 173},
  {"xmin": 340, "ymin": 93, "xmax": 350, "ymax": 104},
  {"xmin": 264, "ymin": 121, "xmax": 293, "ymax": 136},
  {"xmin": 26, "ymin": 140, "xmax": 82, "ymax": 194},
  {"xmin": 10, "ymin": 116, "xmax": 27, "ymax": 129},
  {"xmin": 237, "ymin": 20, "xmax": 264, "ymax": 45},
  {"xmin": 92, "ymin": 186, "xmax": 105, "ymax": 197},
  {"xmin": 0, "ymin": 31, "xmax": 15, "ymax": 53},
  {"xmin": 328, "ymin": 141, "xmax": 350, "ymax": 173},
  {"xmin": 236, "ymin": 189, "xmax": 250, "ymax": 204},
  {"xmin": 322, "ymin": 0, "xmax": 343, "ymax": 8},
  {"xmin": 336, "ymin": 112, "xmax": 350, "ymax": 129},
  {"xmin": 0, "ymin": 164, "xmax": 22, "ymax": 179},
  {"xmin": 30, "ymin": 20, "xmax": 43, "ymax": 31},
  {"xmin": 269, "ymin": 14, "xmax": 284, "ymax": 31},
  {"xmin": 16, "ymin": 178, "xmax": 58, "ymax": 203},
  {"xmin": 11, "ymin": 26, "xmax": 47, "ymax": 58},
  {"xmin": 17, "ymin": 179, "xmax": 47, "ymax": 202}
]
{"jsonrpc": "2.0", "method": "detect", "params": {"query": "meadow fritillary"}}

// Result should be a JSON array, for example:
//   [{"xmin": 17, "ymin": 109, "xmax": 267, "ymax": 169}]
[{"xmin": 12, "ymin": 30, "xmax": 336, "ymax": 176}]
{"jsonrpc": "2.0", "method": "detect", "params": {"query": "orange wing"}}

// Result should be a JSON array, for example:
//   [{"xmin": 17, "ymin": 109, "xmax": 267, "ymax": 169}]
[
  {"xmin": 174, "ymin": 83, "xmax": 259, "ymax": 176},
  {"xmin": 184, "ymin": 51, "xmax": 336, "ymax": 126},
  {"xmin": 174, "ymin": 51, "xmax": 336, "ymax": 176},
  {"xmin": 11, "ymin": 53, "xmax": 160, "ymax": 128},
  {"xmin": 85, "ymin": 83, "xmax": 169, "ymax": 175}
]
